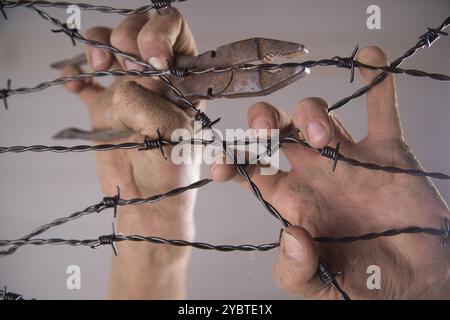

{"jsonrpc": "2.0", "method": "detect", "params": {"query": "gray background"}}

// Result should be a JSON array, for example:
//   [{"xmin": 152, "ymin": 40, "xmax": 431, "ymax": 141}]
[{"xmin": 0, "ymin": 0, "xmax": 449, "ymax": 299}]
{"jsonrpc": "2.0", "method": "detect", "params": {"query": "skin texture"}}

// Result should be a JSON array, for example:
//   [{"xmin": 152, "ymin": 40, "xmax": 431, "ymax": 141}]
[
  {"xmin": 60, "ymin": 9, "xmax": 201, "ymax": 299},
  {"xmin": 60, "ymin": 10, "xmax": 450, "ymax": 299},
  {"xmin": 210, "ymin": 47, "xmax": 450, "ymax": 299}
]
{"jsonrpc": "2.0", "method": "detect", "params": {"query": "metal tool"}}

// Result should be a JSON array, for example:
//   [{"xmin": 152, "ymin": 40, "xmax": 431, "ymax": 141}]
[{"xmin": 51, "ymin": 38, "xmax": 309, "ymax": 141}]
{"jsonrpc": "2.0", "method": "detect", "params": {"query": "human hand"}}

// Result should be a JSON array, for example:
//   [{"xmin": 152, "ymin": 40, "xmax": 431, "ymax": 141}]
[
  {"xmin": 60, "ymin": 9, "xmax": 200, "ymax": 241},
  {"xmin": 59, "ymin": 9, "xmax": 201, "ymax": 298},
  {"xmin": 210, "ymin": 46, "xmax": 450, "ymax": 299}
]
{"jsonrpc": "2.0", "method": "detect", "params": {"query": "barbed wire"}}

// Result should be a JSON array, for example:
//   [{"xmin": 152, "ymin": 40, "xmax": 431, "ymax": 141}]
[
  {"xmin": 1, "ymin": 58, "xmax": 449, "ymax": 101},
  {"xmin": 1, "ymin": 0, "xmax": 184, "ymax": 17},
  {"xmin": 0, "ymin": 287, "xmax": 27, "ymax": 300},
  {"xmin": 1, "ymin": 2, "xmax": 449, "ymax": 300},
  {"xmin": 0, "ymin": 221, "xmax": 447, "ymax": 252},
  {"xmin": 1, "ymin": 135, "xmax": 449, "ymax": 180},
  {"xmin": 328, "ymin": 17, "xmax": 450, "ymax": 112},
  {"xmin": 0, "ymin": 178, "xmax": 213, "ymax": 256}
]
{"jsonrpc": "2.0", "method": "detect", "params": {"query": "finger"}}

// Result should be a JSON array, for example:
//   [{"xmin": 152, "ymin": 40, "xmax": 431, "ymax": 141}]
[
  {"xmin": 110, "ymin": 14, "xmax": 149, "ymax": 71},
  {"xmin": 247, "ymin": 101, "xmax": 303, "ymax": 166},
  {"xmin": 137, "ymin": 8, "xmax": 197, "ymax": 70},
  {"xmin": 329, "ymin": 113, "xmax": 356, "ymax": 145},
  {"xmin": 273, "ymin": 227, "xmax": 323, "ymax": 298},
  {"xmin": 84, "ymin": 27, "xmax": 113, "ymax": 71},
  {"xmin": 60, "ymin": 65, "xmax": 105, "ymax": 108},
  {"xmin": 357, "ymin": 46, "xmax": 403, "ymax": 140},
  {"xmin": 292, "ymin": 97, "xmax": 334, "ymax": 149}
]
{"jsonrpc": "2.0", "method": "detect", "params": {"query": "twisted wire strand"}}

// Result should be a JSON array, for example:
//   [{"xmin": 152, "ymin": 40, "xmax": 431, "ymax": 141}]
[
  {"xmin": 0, "ymin": 236, "xmax": 280, "ymax": 252},
  {"xmin": 281, "ymin": 136, "xmax": 450, "ymax": 180},
  {"xmin": 1, "ymin": 135, "xmax": 448, "ymax": 181},
  {"xmin": 0, "ymin": 224, "xmax": 445, "ymax": 252},
  {"xmin": 0, "ymin": 137, "xmax": 264, "ymax": 154},
  {"xmin": 2, "ymin": 60, "xmax": 449, "ymax": 100},
  {"xmin": 0, "ymin": 178, "xmax": 212, "ymax": 256},
  {"xmin": 2, "ymin": 0, "xmax": 184, "ymax": 16},
  {"xmin": 314, "ymin": 226, "xmax": 444, "ymax": 243},
  {"xmin": 328, "ymin": 16, "xmax": 450, "ymax": 112}
]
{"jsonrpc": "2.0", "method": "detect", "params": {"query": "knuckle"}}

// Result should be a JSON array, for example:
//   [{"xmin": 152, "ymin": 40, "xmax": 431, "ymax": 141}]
[{"xmin": 138, "ymin": 29, "xmax": 166, "ymax": 48}]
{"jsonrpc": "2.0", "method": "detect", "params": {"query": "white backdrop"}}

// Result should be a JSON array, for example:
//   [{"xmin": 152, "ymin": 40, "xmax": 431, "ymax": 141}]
[{"xmin": 0, "ymin": 0, "xmax": 449, "ymax": 299}]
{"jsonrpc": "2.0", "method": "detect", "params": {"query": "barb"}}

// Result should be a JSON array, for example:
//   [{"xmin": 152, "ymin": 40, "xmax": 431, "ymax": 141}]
[
  {"xmin": 139, "ymin": 129, "xmax": 169, "ymax": 159},
  {"xmin": 0, "ymin": 79, "xmax": 11, "ymax": 110},
  {"xmin": 2, "ymin": 0, "xmax": 185, "ymax": 15},
  {"xmin": 334, "ymin": 45, "xmax": 359, "ymax": 83},
  {"xmin": 329, "ymin": 16, "xmax": 450, "ymax": 112},
  {"xmin": 92, "ymin": 223, "xmax": 119, "ymax": 256},
  {"xmin": 318, "ymin": 259, "xmax": 350, "ymax": 300},
  {"xmin": 0, "ymin": 0, "xmax": 7, "ymax": 19},
  {"xmin": 1, "ymin": 287, "xmax": 26, "ymax": 300},
  {"xmin": 51, "ymin": 23, "xmax": 78, "ymax": 46}
]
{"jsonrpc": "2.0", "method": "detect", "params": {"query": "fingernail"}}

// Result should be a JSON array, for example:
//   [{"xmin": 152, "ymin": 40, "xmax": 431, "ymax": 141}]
[
  {"xmin": 148, "ymin": 57, "xmax": 166, "ymax": 70},
  {"xmin": 91, "ymin": 49, "xmax": 107, "ymax": 69},
  {"xmin": 282, "ymin": 231, "xmax": 304, "ymax": 261},
  {"xmin": 252, "ymin": 118, "xmax": 272, "ymax": 130},
  {"xmin": 307, "ymin": 121, "xmax": 327, "ymax": 144}
]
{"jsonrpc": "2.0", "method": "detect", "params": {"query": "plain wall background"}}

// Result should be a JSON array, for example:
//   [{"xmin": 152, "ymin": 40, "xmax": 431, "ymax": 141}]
[{"xmin": 0, "ymin": 0, "xmax": 449, "ymax": 299}]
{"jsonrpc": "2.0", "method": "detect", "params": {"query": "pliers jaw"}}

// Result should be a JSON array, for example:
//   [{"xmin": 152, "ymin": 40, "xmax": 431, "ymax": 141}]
[{"xmin": 173, "ymin": 38, "xmax": 310, "ymax": 100}]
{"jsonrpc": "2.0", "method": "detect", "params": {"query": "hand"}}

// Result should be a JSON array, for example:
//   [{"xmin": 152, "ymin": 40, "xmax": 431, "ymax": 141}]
[
  {"xmin": 60, "ymin": 9, "xmax": 201, "ymax": 299},
  {"xmin": 210, "ymin": 46, "xmax": 450, "ymax": 299}
]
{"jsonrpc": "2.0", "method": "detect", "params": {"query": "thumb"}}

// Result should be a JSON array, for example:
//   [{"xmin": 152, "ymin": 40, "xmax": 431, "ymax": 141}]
[{"xmin": 273, "ymin": 226, "xmax": 322, "ymax": 298}]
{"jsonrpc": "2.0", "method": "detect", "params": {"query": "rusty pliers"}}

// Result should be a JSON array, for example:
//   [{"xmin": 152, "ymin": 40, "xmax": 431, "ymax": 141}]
[{"xmin": 51, "ymin": 38, "xmax": 309, "ymax": 140}]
